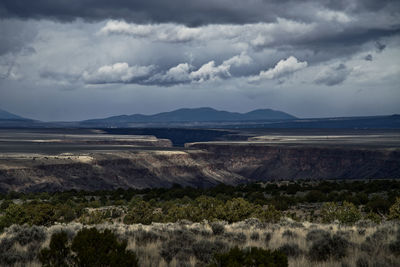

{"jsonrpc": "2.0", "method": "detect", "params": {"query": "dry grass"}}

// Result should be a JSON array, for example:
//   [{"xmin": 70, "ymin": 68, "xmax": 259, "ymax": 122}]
[{"xmin": 0, "ymin": 218, "xmax": 399, "ymax": 266}]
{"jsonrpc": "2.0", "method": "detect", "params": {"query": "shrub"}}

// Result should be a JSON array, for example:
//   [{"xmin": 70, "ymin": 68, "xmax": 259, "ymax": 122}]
[
  {"xmin": 39, "ymin": 231, "xmax": 71, "ymax": 267},
  {"xmin": 305, "ymin": 190, "xmax": 326, "ymax": 202},
  {"xmin": 0, "ymin": 235, "xmax": 39, "ymax": 265},
  {"xmin": 243, "ymin": 218, "xmax": 264, "ymax": 229},
  {"xmin": 358, "ymin": 229, "xmax": 366, "ymax": 236},
  {"xmin": 306, "ymin": 229, "xmax": 330, "ymax": 243},
  {"xmin": 389, "ymin": 229, "xmax": 400, "ymax": 256},
  {"xmin": 282, "ymin": 230, "xmax": 298, "ymax": 239},
  {"xmin": 250, "ymin": 232, "xmax": 260, "ymax": 241},
  {"xmin": 365, "ymin": 212, "xmax": 382, "ymax": 224},
  {"xmin": 124, "ymin": 200, "xmax": 155, "ymax": 225},
  {"xmin": 320, "ymin": 202, "xmax": 361, "ymax": 224},
  {"xmin": 308, "ymin": 234, "xmax": 349, "ymax": 261},
  {"xmin": 336, "ymin": 230, "xmax": 351, "ymax": 240},
  {"xmin": 134, "ymin": 229, "xmax": 162, "ymax": 244},
  {"xmin": 41, "ymin": 228, "xmax": 138, "ymax": 267},
  {"xmin": 0, "ymin": 203, "xmax": 58, "ymax": 229},
  {"xmin": 160, "ymin": 230, "xmax": 195, "ymax": 263},
  {"xmin": 366, "ymin": 196, "xmax": 391, "ymax": 214},
  {"xmin": 320, "ymin": 202, "xmax": 338, "ymax": 223},
  {"xmin": 356, "ymin": 257, "xmax": 369, "ymax": 267},
  {"xmin": 233, "ymin": 232, "xmax": 247, "ymax": 243},
  {"xmin": 192, "ymin": 240, "xmax": 227, "ymax": 264},
  {"xmin": 71, "ymin": 228, "xmax": 138, "ymax": 267},
  {"xmin": 218, "ymin": 198, "xmax": 256, "ymax": 223},
  {"xmin": 160, "ymin": 241, "xmax": 182, "ymax": 264},
  {"xmin": 389, "ymin": 197, "xmax": 400, "ymax": 220},
  {"xmin": 14, "ymin": 225, "xmax": 46, "ymax": 246},
  {"xmin": 0, "ymin": 225, "xmax": 47, "ymax": 265},
  {"xmin": 264, "ymin": 232, "xmax": 273, "ymax": 244},
  {"xmin": 278, "ymin": 243, "xmax": 302, "ymax": 258},
  {"xmin": 253, "ymin": 205, "xmax": 282, "ymax": 223},
  {"xmin": 338, "ymin": 201, "xmax": 362, "ymax": 224},
  {"xmin": 209, "ymin": 246, "xmax": 288, "ymax": 267},
  {"xmin": 0, "ymin": 200, "xmax": 13, "ymax": 210},
  {"xmin": 361, "ymin": 227, "xmax": 390, "ymax": 254},
  {"xmin": 210, "ymin": 222, "xmax": 225, "ymax": 235}
]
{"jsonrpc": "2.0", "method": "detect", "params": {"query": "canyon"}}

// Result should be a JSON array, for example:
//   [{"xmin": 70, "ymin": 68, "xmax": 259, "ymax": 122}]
[{"xmin": 0, "ymin": 129, "xmax": 399, "ymax": 192}]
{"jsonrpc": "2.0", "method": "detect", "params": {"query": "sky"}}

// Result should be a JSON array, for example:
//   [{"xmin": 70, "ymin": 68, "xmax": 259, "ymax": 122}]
[{"xmin": 0, "ymin": 0, "xmax": 399, "ymax": 121}]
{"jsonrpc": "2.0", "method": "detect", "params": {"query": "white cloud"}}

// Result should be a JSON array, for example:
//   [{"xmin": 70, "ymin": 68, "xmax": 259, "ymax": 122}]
[
  {"xmin": 100, "ymin": 19, "xmax": 315, "ymax": 47},
  {"xmin": 150, "ymin": 52, "xmax": 253, "ymax": 85},
  {"xmin": 222, "ymin": 52, "xmax": 252, "ymax": 67},
  {"xmin": 189, "ymin": 61, "xmax": 231, "ymax": 82},
  {"xmin": 250, "ymin": 56, "xmax": 308, "ymax": 82},
  {"xmin": 162, "ymin": 63, "xmax": 192, "ymax": 83},
  {"xmin": 316, "ymin": 10, "xmax": 353, "ymax": 23},
  {"xmin": 100, "ymin": 20, "xmax": 201, "ymax": 42},
  {"xmin": 82, "ymin": 62, "xmax": 153, "ymax": 84}
]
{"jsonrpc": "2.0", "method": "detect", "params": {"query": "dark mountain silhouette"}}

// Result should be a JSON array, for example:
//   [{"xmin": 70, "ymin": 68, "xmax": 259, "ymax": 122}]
[
  {"xmin": 0, "ymin": 107, "xmax": 399, "ymax": 129},
  {"xmin": 83, "ymin": 107, "xmax": 296, "ymax": 124},
  {"xmin": 0, "ymin": 109, "xmax": 27, "ymax": 120}
]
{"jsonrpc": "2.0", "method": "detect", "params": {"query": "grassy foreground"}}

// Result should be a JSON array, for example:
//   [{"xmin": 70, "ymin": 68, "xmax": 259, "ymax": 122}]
[
  {"xmin": 0, "ymin": 219, "xmax": 399, "ymax": 266},
  {"xmin": 0, "ymin": 180, "xmax": 399, "ymax": 266}
]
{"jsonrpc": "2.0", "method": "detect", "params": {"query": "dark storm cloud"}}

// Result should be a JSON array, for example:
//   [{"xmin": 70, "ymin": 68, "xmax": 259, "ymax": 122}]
[
  {"xmin": 1, "ymin": 0, "xmax": 399, "ymax": 25},
  {"xmin": 0, "ymin": 19, "xmax": 37, "ymax": 56},
  {"xmin": 364, "ymin": 54, "xmax": 373, "ymax": 61},
  {"xmin": 375, "ymin": 41, "xmax": 387, "ymax": 52},
  {"xmin": 314, "ymin": 64, "xmax": 352, "ymax": 86},
  {"xmin": 39, "ymin": 70, "xmax": 81, "ymax": 84},
  {"xmin": 1, "ymin": 1, "xmax": 399, "ymax": 121}
]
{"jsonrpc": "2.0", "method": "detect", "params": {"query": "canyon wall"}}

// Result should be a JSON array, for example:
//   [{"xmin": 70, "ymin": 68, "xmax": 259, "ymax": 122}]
[
  {"xmin": 1, "ymin": 140, "xmax": 399, "ymax": 192},
  {"xmin": 187, "ymin": 142, "xmax": 400, "ymax": 180}
]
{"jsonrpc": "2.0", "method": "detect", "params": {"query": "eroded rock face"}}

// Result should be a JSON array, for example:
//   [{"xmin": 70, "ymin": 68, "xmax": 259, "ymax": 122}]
[
  {"xmin": 186, "ymin": 143, "xmax": 400, "ymax": 180},
  {"xmin": 0, "ymin": 150, "xmax": 247, "ymax": 192},
  {"xmin": 0, "ymin": 139, "xmax": 399, "ymax": 192}
]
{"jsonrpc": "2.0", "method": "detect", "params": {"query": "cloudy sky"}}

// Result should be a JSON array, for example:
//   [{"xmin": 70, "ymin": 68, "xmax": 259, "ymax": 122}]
[{"xmin": 0, "ymin": 0, "xmax": 399, "ymax": 121}]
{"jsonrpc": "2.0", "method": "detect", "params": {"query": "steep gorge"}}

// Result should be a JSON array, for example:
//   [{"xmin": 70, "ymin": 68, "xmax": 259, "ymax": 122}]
[
  {"xmin": 187, "ymin": 142, "xmax": 400, "ymax": 180},
  {"xmin": 0, "ymin": 139, "xmax": 399, "ymax": 192}
]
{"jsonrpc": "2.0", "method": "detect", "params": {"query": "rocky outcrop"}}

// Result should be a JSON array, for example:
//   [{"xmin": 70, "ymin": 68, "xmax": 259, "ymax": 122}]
[
  {"xmin": 1, "ymin": 139, "xmax": 399, "ymax": 192},
  {"xmin": 186, "ymin": 142, "xmax": 400, "ymax": 180},
  {"xmin": 0, "ymin": 150, "xmax": 247, "ymax": 193}
]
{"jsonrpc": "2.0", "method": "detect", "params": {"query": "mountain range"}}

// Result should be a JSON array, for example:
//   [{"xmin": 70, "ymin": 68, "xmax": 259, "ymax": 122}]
[
  {"xmin": 0, "ymin": 107, "xmax": 399, "ymax": 129},
  {"xmin": 0, "ymin": 109, "xmax": 28, "ymax": 120},
  {"xmin": 83, "ymin": 107, "xmax": 296, "ymax": 125}
]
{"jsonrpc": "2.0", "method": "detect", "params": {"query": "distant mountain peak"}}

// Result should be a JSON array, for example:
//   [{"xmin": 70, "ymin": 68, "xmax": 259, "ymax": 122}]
[
  {"xmin": 82, "ymin": 107, "xmax": 297, "ymax": 125},
  {"xmin": 0, "ymin": 108, "xmax": 27, "ymax": 120}
]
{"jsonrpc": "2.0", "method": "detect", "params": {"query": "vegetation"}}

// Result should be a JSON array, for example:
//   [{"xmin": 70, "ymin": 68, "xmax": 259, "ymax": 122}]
[
  {"xmin": 0, "ymin": 219, "xmax": 398, "ymax": 266},
  {"xmin": 39, "ymin": 228, "xmax": 138, "ymax": 267},
  {"xmin": 0, "ymin": 180, "xmax": 398, "ymax": 228},
  {"xmin": 210, "ymin": 246, "xmax": 288, "ymax": 267},
  {"xmin": 320, "ymin": 201, "xmax": 361, "ymax": 224},
  {"xmin": 0, "ymin": 179, "xmax": 399, "ymax": 266}
]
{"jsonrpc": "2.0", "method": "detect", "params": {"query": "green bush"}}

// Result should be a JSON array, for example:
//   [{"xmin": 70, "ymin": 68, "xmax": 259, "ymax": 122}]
[
  {"xmin": 39, "ymin": 231, "xmax": 71, "ymax": 267},
  {"xmin": 124, "ymin": 200, "xmax": 155, "ymax": 225},
  {"xmin": 160, "ymin": 229, "xmax": 195, "ymax": 263},
  {"xmin": 218, "ymin": 198, "xmax": 256, "ymax": 223},
  {"xmin": 253, "ymin": 205, "xmax": 282, "ymax": 223},
  {"xmin": 389, "ymin": 197, "xmax": 400, "ymax": 220},
  {"xmin": 209, "ymin": 246, "xmax": 288, "ymax": 267},
  {"xmin": 192, "ymin": 240, "xmax": 228, "ymax": 264},
  {"xmin": 278, "ymin": 243, "xmax": 302, "ymax": 258},
  {"xmin": 39, "ymin": 228, "xmax": 138, "ymax": 267},
  {"xmin": 72, "ymin": 228, "xmax": 138, "ymax": 267},
  {"xmin": 366, "ymin": 196, "xmax": 391, "ymax": 214},
  {"xmin": 210, "ymin": 222, "xmax": 225, "ymax": 235},
  {"xmin": 308, "ymin": 234, "xmax": 349, "ymax": 261},
  {"xmin": 320, "ymin": 201, "xmax": 361, "ymax": 224}
]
